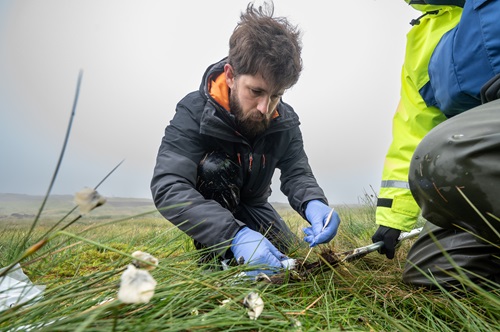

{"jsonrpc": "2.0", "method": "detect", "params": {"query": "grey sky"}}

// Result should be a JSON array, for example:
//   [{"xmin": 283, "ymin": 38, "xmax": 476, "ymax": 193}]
[{"xmin": 0, "ymin": 1, "xmax": 416, "ymax": 205}]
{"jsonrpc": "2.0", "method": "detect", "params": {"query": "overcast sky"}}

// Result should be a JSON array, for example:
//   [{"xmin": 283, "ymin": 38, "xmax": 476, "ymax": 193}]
[{"xmin": 0, "ymin": 1, "xmax": 417, "ymax": 205}]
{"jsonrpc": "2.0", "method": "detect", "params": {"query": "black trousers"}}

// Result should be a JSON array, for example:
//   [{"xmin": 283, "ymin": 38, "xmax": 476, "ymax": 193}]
[{"xmin": 404, "ymin": 100, "xmax": 500, "ymax": 288}]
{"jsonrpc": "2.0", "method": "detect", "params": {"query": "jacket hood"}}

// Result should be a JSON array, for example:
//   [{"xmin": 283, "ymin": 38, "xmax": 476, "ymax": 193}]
[
  {"xmin": 406, "ymin": 0, "xmax": 464, "ymax": 5},
  {"xmin": 406, "ymin": 0, "xmax": 464, "ymax": 12},
  {"xmin": 199, "ymin": 58, "xmax": 229, "ymax": 109}
]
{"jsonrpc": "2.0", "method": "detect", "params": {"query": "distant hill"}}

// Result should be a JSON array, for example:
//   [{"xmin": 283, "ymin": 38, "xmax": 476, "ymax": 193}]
[
  {"xmin": 0, "ymin": 193, "xmax": 158, "ymax": 219},
  {"xmin": 0, "ymin": 193, "xmax": 293, "ymax": 220}
]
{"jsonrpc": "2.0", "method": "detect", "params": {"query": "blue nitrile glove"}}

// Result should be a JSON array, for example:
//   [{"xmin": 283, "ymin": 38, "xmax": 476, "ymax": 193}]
[
  {"xmin": 303, "ymin": 200, "xmax": 340, "ymax": 247},
  {"xmin": 231, "ymin": 227, "xmax": 286, "ymax": 275}
]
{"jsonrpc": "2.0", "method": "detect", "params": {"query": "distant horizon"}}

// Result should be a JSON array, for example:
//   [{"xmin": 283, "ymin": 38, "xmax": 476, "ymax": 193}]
[
  {"xmin": 0, "ymin": 192, "xmax": 154, "ymax": 199},
  {"xmin": 0, "ymin": 192, "xmax": 364, "ymax": 208},
  {"xmin": 0, "ymin": 192, "xmax": 155, "ymax": 202}
]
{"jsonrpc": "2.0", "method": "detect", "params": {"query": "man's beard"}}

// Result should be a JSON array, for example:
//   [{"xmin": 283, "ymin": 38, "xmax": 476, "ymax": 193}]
[{"xmin": 230, "ymin": 93, "xmax": 271, "ymax": 139}]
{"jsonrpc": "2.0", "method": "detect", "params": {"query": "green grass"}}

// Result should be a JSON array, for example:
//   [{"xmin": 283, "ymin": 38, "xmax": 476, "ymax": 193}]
[{"xmin": 1, "ymin": 199, "xmax": 498, "ymax": 331}]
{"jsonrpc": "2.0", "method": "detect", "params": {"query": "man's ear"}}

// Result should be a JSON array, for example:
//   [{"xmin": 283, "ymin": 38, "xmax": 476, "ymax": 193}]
[{"xmin": 224, "ymin": 64, "xmax": 235, "ymax": 89}]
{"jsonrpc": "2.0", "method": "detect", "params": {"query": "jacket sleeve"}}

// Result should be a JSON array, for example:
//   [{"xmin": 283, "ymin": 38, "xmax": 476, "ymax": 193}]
[
  {"xmin": 151, "ymin": 93, "xmax": 244, "ymax": 256},
  {"xmin": 376, "ymin": 98, "xmax": 445, "ymax": 231},
  {"xmin": 277, "ymin": 126, "xmax": 328, "ymax": 219},
  {"xmin": 376, "ymin": 7, "xmax": 461, "ymax": 231}
]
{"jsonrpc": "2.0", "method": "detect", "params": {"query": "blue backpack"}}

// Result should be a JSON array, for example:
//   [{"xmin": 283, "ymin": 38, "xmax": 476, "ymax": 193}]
[{"xmin": 422, "ymin": 0, "xmax": 500, "ymax": 117}]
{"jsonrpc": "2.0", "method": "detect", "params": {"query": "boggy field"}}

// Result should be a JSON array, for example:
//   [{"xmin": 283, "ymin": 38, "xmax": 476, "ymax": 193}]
[{"xmin": 1, "ymin": 194, "xmax": 499, "ymax": 331}]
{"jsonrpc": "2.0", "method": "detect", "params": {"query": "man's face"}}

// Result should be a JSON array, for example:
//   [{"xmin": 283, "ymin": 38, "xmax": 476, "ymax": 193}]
[{"xmin": 225, "ymin": 64, "xmax": 284, "ymax": 138}]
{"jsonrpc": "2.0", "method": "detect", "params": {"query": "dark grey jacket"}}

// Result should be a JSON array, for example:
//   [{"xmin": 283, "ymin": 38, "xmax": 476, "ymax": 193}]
[{"xmin": 151, "ymin": 58, "xmax": 327, "ymax": 253}]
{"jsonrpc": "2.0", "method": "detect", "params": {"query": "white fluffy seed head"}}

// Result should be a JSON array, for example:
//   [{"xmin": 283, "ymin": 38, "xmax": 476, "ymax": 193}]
[
  {"xmin": 117, "ymin": 264, "xmax": 157, "ymax": 304},
  {"xmin": 131, "ymin": 251, "xmax": 159, "ymax": 270},
  {"xmin": 74, "ymin": 187, "xmax": 106, "ymax": 214},
  {"xmin": 243, "ymin": 291, "xmax": 264, "ymax": 320}
]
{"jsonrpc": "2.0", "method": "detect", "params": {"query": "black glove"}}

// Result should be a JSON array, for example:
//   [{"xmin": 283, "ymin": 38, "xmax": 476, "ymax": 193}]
[
  {"xmin": 371, "ymin": 226, "xmax": 401, "ymax": 259},
  {"xmin": 480, "ymin": 73, "xmax": 500, "ymax": 104}
]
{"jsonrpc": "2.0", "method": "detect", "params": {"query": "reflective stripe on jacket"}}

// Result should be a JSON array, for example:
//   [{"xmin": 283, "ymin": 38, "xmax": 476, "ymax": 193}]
[{"xmin": 376, "ymin": 5, "xmax": 462, "ymax": 231}]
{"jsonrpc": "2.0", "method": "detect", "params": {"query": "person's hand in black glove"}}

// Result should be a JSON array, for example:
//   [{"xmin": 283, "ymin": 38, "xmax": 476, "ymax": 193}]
[
  {"xmin": 371, "ymin": 225, "xmax": 401, "ymax": 259},
  {"xmin": 481, "ymin": 73, "xmax": 500, "ymax": 104}
]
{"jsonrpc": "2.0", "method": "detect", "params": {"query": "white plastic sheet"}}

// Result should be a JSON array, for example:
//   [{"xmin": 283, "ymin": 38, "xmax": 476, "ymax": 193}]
[{"xmin": 0, "ymin": 264, "xmax": 45, "ymax": 311}]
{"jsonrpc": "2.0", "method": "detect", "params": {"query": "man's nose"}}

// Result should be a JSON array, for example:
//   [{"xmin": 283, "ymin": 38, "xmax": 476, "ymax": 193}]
[{"xmin": 257, "ymin": 97, "xmax": 271, "ymax": 114}]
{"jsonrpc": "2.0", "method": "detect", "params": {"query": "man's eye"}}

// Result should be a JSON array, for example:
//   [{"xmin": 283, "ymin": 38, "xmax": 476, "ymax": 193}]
[{"xmin": 250, "ymin": 89, "xmax": 262, "ymax": 96}]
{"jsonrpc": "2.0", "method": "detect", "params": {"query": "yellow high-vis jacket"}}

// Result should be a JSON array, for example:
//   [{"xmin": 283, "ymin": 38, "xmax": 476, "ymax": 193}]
[{"xmin": 376, "ymin": 4, "xmax": 462, "ymax": 231}]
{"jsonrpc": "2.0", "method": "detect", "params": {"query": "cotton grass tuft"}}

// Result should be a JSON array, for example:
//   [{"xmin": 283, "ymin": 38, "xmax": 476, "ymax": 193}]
[
  {"xmin": 117, "ymin": 264, "xmax": 157, "ymax": 304},
  {"xmin": 74, "ymin": 187, "xmax": 107, "ymax": 214},
  {"xmin": 131, "ymin": 251, "xmax": 159, "ymax": 271},
  {"xmin": 243, "ymin": 291, "xmax": 264, "ymax": 320}
]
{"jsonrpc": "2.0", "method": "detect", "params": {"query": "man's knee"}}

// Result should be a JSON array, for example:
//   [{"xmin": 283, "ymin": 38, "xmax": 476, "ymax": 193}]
[{"xmin": 409, "ymin": 101, "xmax": 500, "ymax": 244}]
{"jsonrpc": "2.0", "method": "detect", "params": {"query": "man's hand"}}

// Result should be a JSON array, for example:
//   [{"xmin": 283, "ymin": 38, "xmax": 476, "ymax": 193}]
[
  {"xmin": 303, "ymin": 200, "xmax": 340, "ymax": 247},
  {"xmin": 231, "ymin": 227, "xmax": 286, "ymax": 274},
  {"xmin": 371, "ymin": 225, "xmax": 401, "ymax": 259}
]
